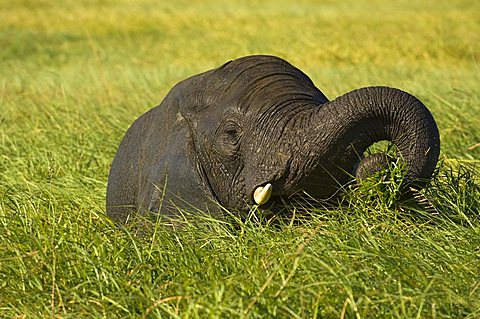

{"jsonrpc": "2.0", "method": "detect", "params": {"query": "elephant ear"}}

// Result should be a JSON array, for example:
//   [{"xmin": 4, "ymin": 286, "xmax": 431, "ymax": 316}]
[{"xmin": 106, "ymin": 84, "xmax": 220, "ymax": 223}]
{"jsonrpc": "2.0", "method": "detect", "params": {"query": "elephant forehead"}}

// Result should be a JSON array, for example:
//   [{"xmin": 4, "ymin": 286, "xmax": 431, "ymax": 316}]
[{"xmin": 203, "ymin": 56, "xmax": 327, "ymax": 111}]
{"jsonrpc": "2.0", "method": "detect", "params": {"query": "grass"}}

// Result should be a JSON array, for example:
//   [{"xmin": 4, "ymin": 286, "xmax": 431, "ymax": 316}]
[{"xmin": 1, "ymin": 0, "xmax": 479, "ymax": 317}]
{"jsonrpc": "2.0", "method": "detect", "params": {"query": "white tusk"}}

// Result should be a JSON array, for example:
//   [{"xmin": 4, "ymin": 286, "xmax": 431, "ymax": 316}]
[{"xmin": 253, "ymin": 183, "xmax": 273, "ymax": 205}]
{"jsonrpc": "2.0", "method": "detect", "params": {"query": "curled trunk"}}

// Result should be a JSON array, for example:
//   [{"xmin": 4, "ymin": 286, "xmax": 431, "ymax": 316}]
[{"xmin": 292, "ymin": 86, "xmax": 440, "ymax": 197}]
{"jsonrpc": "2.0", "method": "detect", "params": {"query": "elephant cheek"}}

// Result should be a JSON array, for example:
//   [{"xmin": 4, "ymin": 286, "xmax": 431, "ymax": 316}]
[{"xmin": 203, "ymin": 157, "xmax": 249, "ymax": 210}]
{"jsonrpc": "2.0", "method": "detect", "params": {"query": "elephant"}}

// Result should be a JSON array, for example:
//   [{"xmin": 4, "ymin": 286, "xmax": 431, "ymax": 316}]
[{"xmin": 106, "ymin": 55, "xmax": 440, "ymax": 223}]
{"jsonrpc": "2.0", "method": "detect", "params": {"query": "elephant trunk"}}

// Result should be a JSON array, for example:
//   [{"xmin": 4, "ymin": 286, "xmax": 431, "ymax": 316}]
[{"xmin": 291, "ymin": 86, "xmax": 440, "ymax": 197}]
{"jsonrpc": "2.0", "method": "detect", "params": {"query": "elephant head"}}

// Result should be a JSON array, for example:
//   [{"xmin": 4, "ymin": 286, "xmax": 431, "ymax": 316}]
[{"xmin": 106, "ymin": 55, "xmax": 440, "ymax": 222}]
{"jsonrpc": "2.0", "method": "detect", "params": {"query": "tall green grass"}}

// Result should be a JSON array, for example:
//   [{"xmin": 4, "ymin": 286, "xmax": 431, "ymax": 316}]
[{"xmin": 1, "ymin": 0, "xmax": 479, "ymax": 317}]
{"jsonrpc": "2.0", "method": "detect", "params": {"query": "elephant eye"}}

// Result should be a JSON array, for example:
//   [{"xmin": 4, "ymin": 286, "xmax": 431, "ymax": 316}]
[{"xmin": 218, "ymin": 120, "xmax": 242, "ymax": 151}]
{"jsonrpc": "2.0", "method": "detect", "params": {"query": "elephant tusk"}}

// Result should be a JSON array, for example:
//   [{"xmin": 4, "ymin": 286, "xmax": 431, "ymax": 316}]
[{"xmin": 253, "ymin": 183, "xmax": 273, "ymax": 205}]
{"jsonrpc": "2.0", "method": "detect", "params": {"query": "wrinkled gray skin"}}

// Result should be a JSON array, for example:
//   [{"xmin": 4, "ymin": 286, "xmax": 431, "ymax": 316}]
[{"xmin": 106, "ymin": 55, "xmax": 440, "ymax": 222}]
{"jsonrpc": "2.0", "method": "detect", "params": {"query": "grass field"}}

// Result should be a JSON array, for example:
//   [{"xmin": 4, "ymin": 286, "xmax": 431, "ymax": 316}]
[{"xmin": 1, "ymin": 0, "xmax": 479, "ymax": 317}]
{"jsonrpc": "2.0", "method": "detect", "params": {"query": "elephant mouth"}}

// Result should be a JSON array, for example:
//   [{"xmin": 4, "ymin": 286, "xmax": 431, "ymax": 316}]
[
  {"xmin": 248, "ymin": 157, "xmax": 300, "ymax": 207},
  {"xmin": 249, "ymin": 173, "xmax": 294, "ymax": 207},
  {"xmin": 248, "ymin": 160, "xmax": 346, "ymax": 208}
]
